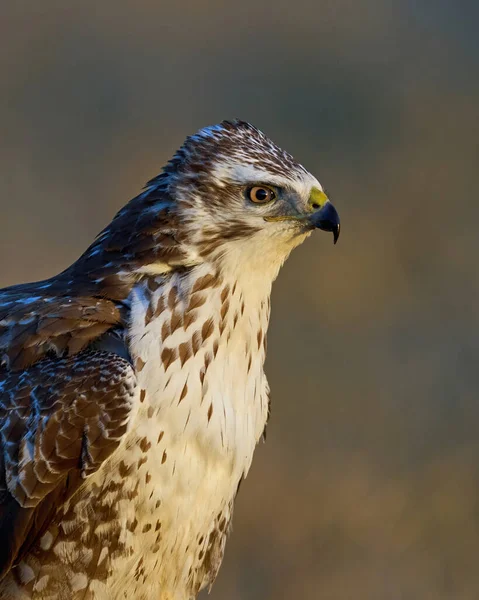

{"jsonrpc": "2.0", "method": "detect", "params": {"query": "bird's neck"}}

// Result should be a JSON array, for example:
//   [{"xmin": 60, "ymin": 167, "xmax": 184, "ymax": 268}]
[
  {"xmin": 128, "ymin": 262, "xmax": 273, "ymax": 352},
  {"xmin": 127, "ymin": 261, "xmax": 273, "ymax": 392}
]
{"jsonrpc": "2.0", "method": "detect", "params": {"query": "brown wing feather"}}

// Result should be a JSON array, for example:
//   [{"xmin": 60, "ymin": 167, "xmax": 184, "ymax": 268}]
[
  {"xmin": 0, "ymin": 282, "xmax": 135, "ymax": 580},
  {"xmin": 0, "ymin": 349, "xmax": 137, "ymax": 580},
  {"xmin": 0, "ymin": 290, "xmax": 123, "ymax": 370}
]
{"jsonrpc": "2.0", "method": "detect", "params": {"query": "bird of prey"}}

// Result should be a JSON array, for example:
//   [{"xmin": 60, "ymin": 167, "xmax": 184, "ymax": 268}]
[{"xmin": 0, "ymin": 120, "xmax": 339, "ymax": 600}]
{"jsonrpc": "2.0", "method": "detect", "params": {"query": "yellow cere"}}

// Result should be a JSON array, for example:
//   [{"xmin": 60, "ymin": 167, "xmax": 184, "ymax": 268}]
[{"xmin": 309, "ymin": 187, "xmax": 328, "ymax": 209}]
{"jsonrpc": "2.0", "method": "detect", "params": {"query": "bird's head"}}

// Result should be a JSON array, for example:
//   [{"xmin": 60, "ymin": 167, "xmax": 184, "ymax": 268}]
[
  {"xmin": 83, "ymin": 120, "xmax": 339, "ymax": 292},
  {"xmin": 160, "ymin": 120, "xmax": 338, "ymax": 277}
]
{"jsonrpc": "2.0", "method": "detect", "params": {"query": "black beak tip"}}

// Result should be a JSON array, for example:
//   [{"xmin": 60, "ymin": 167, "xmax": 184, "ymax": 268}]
[{"xmin": 333, "ymin": 224, "xmax": 340, "ymax": 245}]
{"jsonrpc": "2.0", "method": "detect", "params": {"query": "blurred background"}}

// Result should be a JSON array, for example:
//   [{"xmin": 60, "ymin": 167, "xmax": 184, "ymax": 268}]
[{"xmin": 1, "ymin": 1, "xmax": 479, "ymax": 597}]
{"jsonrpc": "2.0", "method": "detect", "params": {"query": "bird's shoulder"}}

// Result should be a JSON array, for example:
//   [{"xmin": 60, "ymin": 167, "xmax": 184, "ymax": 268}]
[{"xmin": 0, "ymin": 278, "xmax": 125, "ymax": 371}]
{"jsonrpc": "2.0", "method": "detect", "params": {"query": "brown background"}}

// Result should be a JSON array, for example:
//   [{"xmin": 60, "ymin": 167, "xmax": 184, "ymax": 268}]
[{"xmin": 2, "ymin": 2, "xmax": 479, "ymax": 598}]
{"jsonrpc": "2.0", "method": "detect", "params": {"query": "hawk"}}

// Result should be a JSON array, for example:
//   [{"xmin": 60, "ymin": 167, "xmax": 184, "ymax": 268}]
[{"xmin": 0, "ymin": 120, "xmax": 339, "ymax": 600}]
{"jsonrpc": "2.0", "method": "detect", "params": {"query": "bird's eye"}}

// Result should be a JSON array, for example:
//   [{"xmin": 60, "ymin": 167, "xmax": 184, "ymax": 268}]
[{"xmin": 248, "ymin": 186, "xmax": 276, "ymax": 204}]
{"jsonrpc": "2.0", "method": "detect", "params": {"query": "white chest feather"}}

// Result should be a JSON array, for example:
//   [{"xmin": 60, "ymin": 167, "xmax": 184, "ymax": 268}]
[{"xmin": 101, "ymin": 266, "xmax": 270, "ymax": 598}]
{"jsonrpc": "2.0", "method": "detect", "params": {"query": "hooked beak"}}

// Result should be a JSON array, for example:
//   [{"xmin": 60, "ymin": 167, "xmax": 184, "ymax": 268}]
[
  {"xmin": 310, "ymin": 201, "xmax": 341, "ymax": 244},
  {"xmin": 263, "ymin": 187, "xmax": 340, "ymax": 244}
]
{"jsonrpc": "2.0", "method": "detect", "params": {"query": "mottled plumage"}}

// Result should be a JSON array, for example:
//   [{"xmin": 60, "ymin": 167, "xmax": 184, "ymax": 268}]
[{"xmin": 0, "ymin": 120, "xmax": 339, "ymax": 599}]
